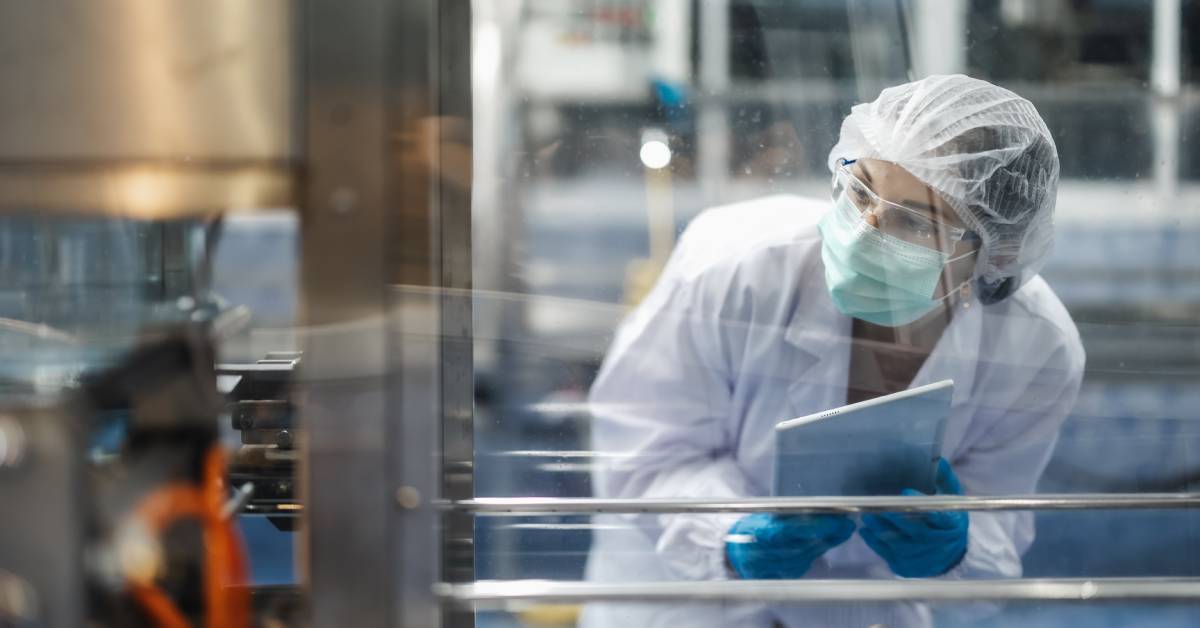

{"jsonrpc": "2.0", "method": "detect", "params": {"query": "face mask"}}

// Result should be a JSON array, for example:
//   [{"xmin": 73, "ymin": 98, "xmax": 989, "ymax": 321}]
[{"xmin": 817, "ymin": 190, "xmax": 972, "ymax": 327}]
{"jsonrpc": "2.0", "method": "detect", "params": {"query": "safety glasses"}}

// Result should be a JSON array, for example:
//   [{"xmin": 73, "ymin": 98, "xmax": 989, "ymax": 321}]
[{"xmin": 831, "ymin": 159, "xmax": 972, "ymax": 253}]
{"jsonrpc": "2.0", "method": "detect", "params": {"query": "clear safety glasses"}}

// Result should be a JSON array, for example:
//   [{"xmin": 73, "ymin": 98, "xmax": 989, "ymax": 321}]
[{"xmin": 831, "ymin": 159, "xmax": 972, "ymax": 253}]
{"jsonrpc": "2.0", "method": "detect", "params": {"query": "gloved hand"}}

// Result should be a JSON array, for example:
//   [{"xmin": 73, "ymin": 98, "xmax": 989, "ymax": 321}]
[
  {"xmin": 725, "ymin": 513, "xmax": 855, "ymax": 579},
  {"xmin": 860, "ymin": 458, "xmax": 969, "ymax": 578}
]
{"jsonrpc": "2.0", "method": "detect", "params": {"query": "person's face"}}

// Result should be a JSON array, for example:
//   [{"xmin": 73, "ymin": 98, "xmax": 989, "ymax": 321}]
[{"xmin": 849, "ymin": 159, "xmax": 979, "ymax": 299}]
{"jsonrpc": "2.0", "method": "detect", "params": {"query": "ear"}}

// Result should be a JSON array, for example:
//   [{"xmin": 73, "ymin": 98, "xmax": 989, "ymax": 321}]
[{"xmin": 976, "ymin": 276, "xmax": 1015, "ymax": 305}]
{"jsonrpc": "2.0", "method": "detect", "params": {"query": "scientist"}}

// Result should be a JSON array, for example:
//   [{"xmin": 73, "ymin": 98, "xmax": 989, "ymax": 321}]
[{"xmin": 582, "ymin": 75, "xmax": 1085, "ymax": 627}]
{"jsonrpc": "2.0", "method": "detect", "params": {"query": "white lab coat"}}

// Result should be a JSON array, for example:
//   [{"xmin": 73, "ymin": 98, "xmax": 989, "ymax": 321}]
[{"xmin": 581, "ymin": 195, "xmax": 1085, "ymax": 628}]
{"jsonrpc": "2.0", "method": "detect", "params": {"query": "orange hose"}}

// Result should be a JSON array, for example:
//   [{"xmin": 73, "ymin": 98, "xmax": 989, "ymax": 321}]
[
  {"xmin": 129, "ymin": 582, "xmax": 190, "ymax": 628},
  {"xmin": 202, "ymin": 447, "xmax": 251, "ymax": 628},
  {"xmin": 128, "ymin": 447, "xmax": 251, "ymax": 628},
  {"xmin": 135, "ymin": 484, "xmax": 206, "ymax": 532}
]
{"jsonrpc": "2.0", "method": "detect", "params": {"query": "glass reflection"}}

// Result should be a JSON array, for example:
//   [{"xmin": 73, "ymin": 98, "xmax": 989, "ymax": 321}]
[{"xmin": 472, "ymin": 1, "xmax": 1200, "ymax": 626}]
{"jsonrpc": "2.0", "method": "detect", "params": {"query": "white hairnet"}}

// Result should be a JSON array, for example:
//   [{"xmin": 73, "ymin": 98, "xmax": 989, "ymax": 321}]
[{"xmin": 828, "ymin": 74, "xmax": 1059, "ymax": 303}]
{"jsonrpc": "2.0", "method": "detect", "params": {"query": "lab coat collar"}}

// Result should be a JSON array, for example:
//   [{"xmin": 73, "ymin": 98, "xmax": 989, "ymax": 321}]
[
  {"xmin": 782, "ymin": 282, "xmax": 982, "ymax": 409},
  {"xmin": 910, "ymin": 297, "xmax": 982, "ymax": 408},
  {"xmin": 781, "ymin": 271, "xmax": 848, "ymax": 367}
]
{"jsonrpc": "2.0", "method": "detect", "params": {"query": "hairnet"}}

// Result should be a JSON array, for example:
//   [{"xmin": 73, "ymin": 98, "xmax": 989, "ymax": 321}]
[{"xmin": 827, "ymin": 74, "xmax": 1059, "ymax": 303}]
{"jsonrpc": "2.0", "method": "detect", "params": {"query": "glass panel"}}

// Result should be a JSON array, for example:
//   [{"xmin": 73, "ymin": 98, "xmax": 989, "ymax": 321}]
[{"xmin": 472, "ymin": 0, "xmax": 1200, "ymax": 626}]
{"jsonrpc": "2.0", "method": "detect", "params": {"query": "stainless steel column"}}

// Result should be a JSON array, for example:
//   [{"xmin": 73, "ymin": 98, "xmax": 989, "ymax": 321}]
[
  {"xmin": 1152, "ymin": 0, "xmax": 1183, "ymax": 204},
  {"xmin": 300, "ymin": 0, "xmax": 394, "ymax": 625},
  {"xmin": 301, "ymin": 0, "xmax": 472, "ymax": 626},
  {"xmin": 432, "ymin": 3, "xmax": 477, "ymax": 627},
  {"xmin": 697, "ymin": 0, "xmax": 731, "ymax": 204}
]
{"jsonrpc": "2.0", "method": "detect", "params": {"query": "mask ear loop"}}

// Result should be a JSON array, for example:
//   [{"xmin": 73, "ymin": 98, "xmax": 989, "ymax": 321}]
[
  {"xmin": 962, "ymin": 229, "xmax": 987, "ymax": 309},
  {"xmin": 903, "ymin": 261, "xmax": 971, "ymax": 345},
  {"xmin": 935, "ymin": 243, "xmax": 978, "ymax": 311},
  {"xmin": 924, "ymin": 183, "xmax": 970, "ymax": 314},
  {"xmin": 944, "ymin": 234, "xmax": 980, "ymax": 310}
]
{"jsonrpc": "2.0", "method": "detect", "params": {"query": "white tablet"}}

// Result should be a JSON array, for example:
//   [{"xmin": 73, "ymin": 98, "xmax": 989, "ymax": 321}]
[{"xmin": 773, "ymin": 379, "xmax": 953, "ymax": 497}]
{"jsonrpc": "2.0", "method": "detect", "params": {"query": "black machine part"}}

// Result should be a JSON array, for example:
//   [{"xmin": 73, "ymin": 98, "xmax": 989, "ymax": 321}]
[{"xmin": 221, "ymin": 352, "xmax": 301, "ymax": 531}]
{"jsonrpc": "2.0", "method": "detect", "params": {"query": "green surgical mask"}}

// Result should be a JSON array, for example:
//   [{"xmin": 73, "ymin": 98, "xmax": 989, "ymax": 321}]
[{"xmin": 818, "ymin": 190, "xmax": 971, "ymax": 327}]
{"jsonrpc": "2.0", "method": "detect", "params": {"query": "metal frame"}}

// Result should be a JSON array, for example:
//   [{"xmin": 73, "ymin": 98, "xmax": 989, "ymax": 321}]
[
  {"xmin": 430, "ymin": 2, "xmax": 475, "ymax": 627},
  {"xmin": 299, "ymin": 0, "xmax": 395, "ymax": 625},
  {"xmin": 300, "ymin": 1, "xmax": 472, "ymax": 627}
]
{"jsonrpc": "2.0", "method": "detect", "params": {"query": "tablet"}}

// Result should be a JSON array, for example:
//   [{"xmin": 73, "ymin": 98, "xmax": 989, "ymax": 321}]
[{"xmin": 773, "ymin": 379, "xmax": 953, "ymax": 497}]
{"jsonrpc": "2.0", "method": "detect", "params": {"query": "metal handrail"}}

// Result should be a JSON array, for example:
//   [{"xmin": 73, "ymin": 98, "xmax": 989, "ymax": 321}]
[
  {"xmin": 448, "ymin": 493, "xmax": 1200, "ymax": 515},
  {"xmin": 436, "ymin": 578, "xmax": 1200, "ymax": 606}
]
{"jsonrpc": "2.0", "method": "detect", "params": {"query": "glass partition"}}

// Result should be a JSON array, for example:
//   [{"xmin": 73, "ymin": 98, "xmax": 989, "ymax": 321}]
[{"xmin": 469, "ymin": 1, "xmax": 1200, "ymax": 626}]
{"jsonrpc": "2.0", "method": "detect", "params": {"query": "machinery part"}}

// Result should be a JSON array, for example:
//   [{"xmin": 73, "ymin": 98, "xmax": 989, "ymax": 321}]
[
  {"xmin": 0, "ymin": 404, "xmax": 85, "ymax": 628},
  {"xmin": 0, "ymin": 0, "xmax": 297, "ymax": 218},
  {"xmin": 222, "ymin": 354, "xmax": 300, "ymax": 527},
  {"xmin": 124, "ymin": 447, "xmax": 250, "ymax": 628}
]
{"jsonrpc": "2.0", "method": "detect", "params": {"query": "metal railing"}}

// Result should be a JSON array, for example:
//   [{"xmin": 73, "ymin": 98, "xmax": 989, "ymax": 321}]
[
  {"xmin": 448, "ymin": 493, "xmax": 1200, "ymax": 515},
  {"xmin": 437, "ymin": 492, "xmax": 1200, "ymax": 606},
  {"xmin": 437, "ymin": 578, "xmax": 1200, "ymax": 607}
]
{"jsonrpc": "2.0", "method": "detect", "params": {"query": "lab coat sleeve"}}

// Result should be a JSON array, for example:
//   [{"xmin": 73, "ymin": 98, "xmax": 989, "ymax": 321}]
[
  {"xmin": 589, "ymin": 269, "xmax": 750, "ymax": 581},
  {"xmin": 941, "ymin": 339, "xmax": 1085, "ymax": 582}
]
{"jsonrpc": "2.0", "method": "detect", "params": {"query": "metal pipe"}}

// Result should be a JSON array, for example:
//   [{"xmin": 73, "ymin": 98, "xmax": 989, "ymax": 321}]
[
  {"xmin": 695, "ymin": 0, "xmax": 730, "ymax": 203},
  {"xmin": 907, "ymin": 0, "xmax": 968, "ymax": 77},
  {"xmin": 1152, "ymin": 0, "xmax": 1184, "ymax": 207},
  {"xmin": 1152, "ymin": 0, "xmax": 1183, "ymax": 98},
  {"xmin": 449, "ymin": 493, "xmax": 1200, "ymax": 515},
  {"xmin": 436, "ymin": 578, "xmax": 1200, "ymax": 606}
]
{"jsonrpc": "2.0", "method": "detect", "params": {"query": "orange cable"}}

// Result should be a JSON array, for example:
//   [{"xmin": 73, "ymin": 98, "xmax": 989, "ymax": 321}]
[
  {"xmin": 129, "ymin": 582, "xmax": 190, "ymax": 628},
  {"xmin": 203, "ymin": 447, "xmax": 251, "ymax": 628},
  {"xmin": 127, "ymin": 447, "xmax": 251, "ymax": 628}
]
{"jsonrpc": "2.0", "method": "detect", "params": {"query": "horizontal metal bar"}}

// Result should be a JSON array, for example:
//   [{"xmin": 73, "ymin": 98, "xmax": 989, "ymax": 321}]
[
  {"xmin": 436, "ymin": 578, "xmax": 1200, "ymax": 606},
  {"xmin": 448, "ymin": 493, "xmax": 1200, "ymax": 515}
]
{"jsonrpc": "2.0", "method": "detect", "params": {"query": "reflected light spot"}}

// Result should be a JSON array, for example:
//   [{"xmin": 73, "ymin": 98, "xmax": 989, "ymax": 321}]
[
  {"xmin": 640, "ymin": 140, "xmax": 671, "ymax": 170},
  {"xmin": 474, "ymin": 23, "xmax": 502, "ymax": 91},
  {"xmin": 122, "ymin": 169, "xmax": 169, "ymax": 217}
]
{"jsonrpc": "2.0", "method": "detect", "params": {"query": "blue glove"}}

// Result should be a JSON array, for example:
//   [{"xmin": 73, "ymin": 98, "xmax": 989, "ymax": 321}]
[
  {"xmin": 860, "ymin": 458, "xmax": 969, "ymax": 578},
  {"xmin": 726, "ymin": 513, "xmax": 855, "ymax": 579}
]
